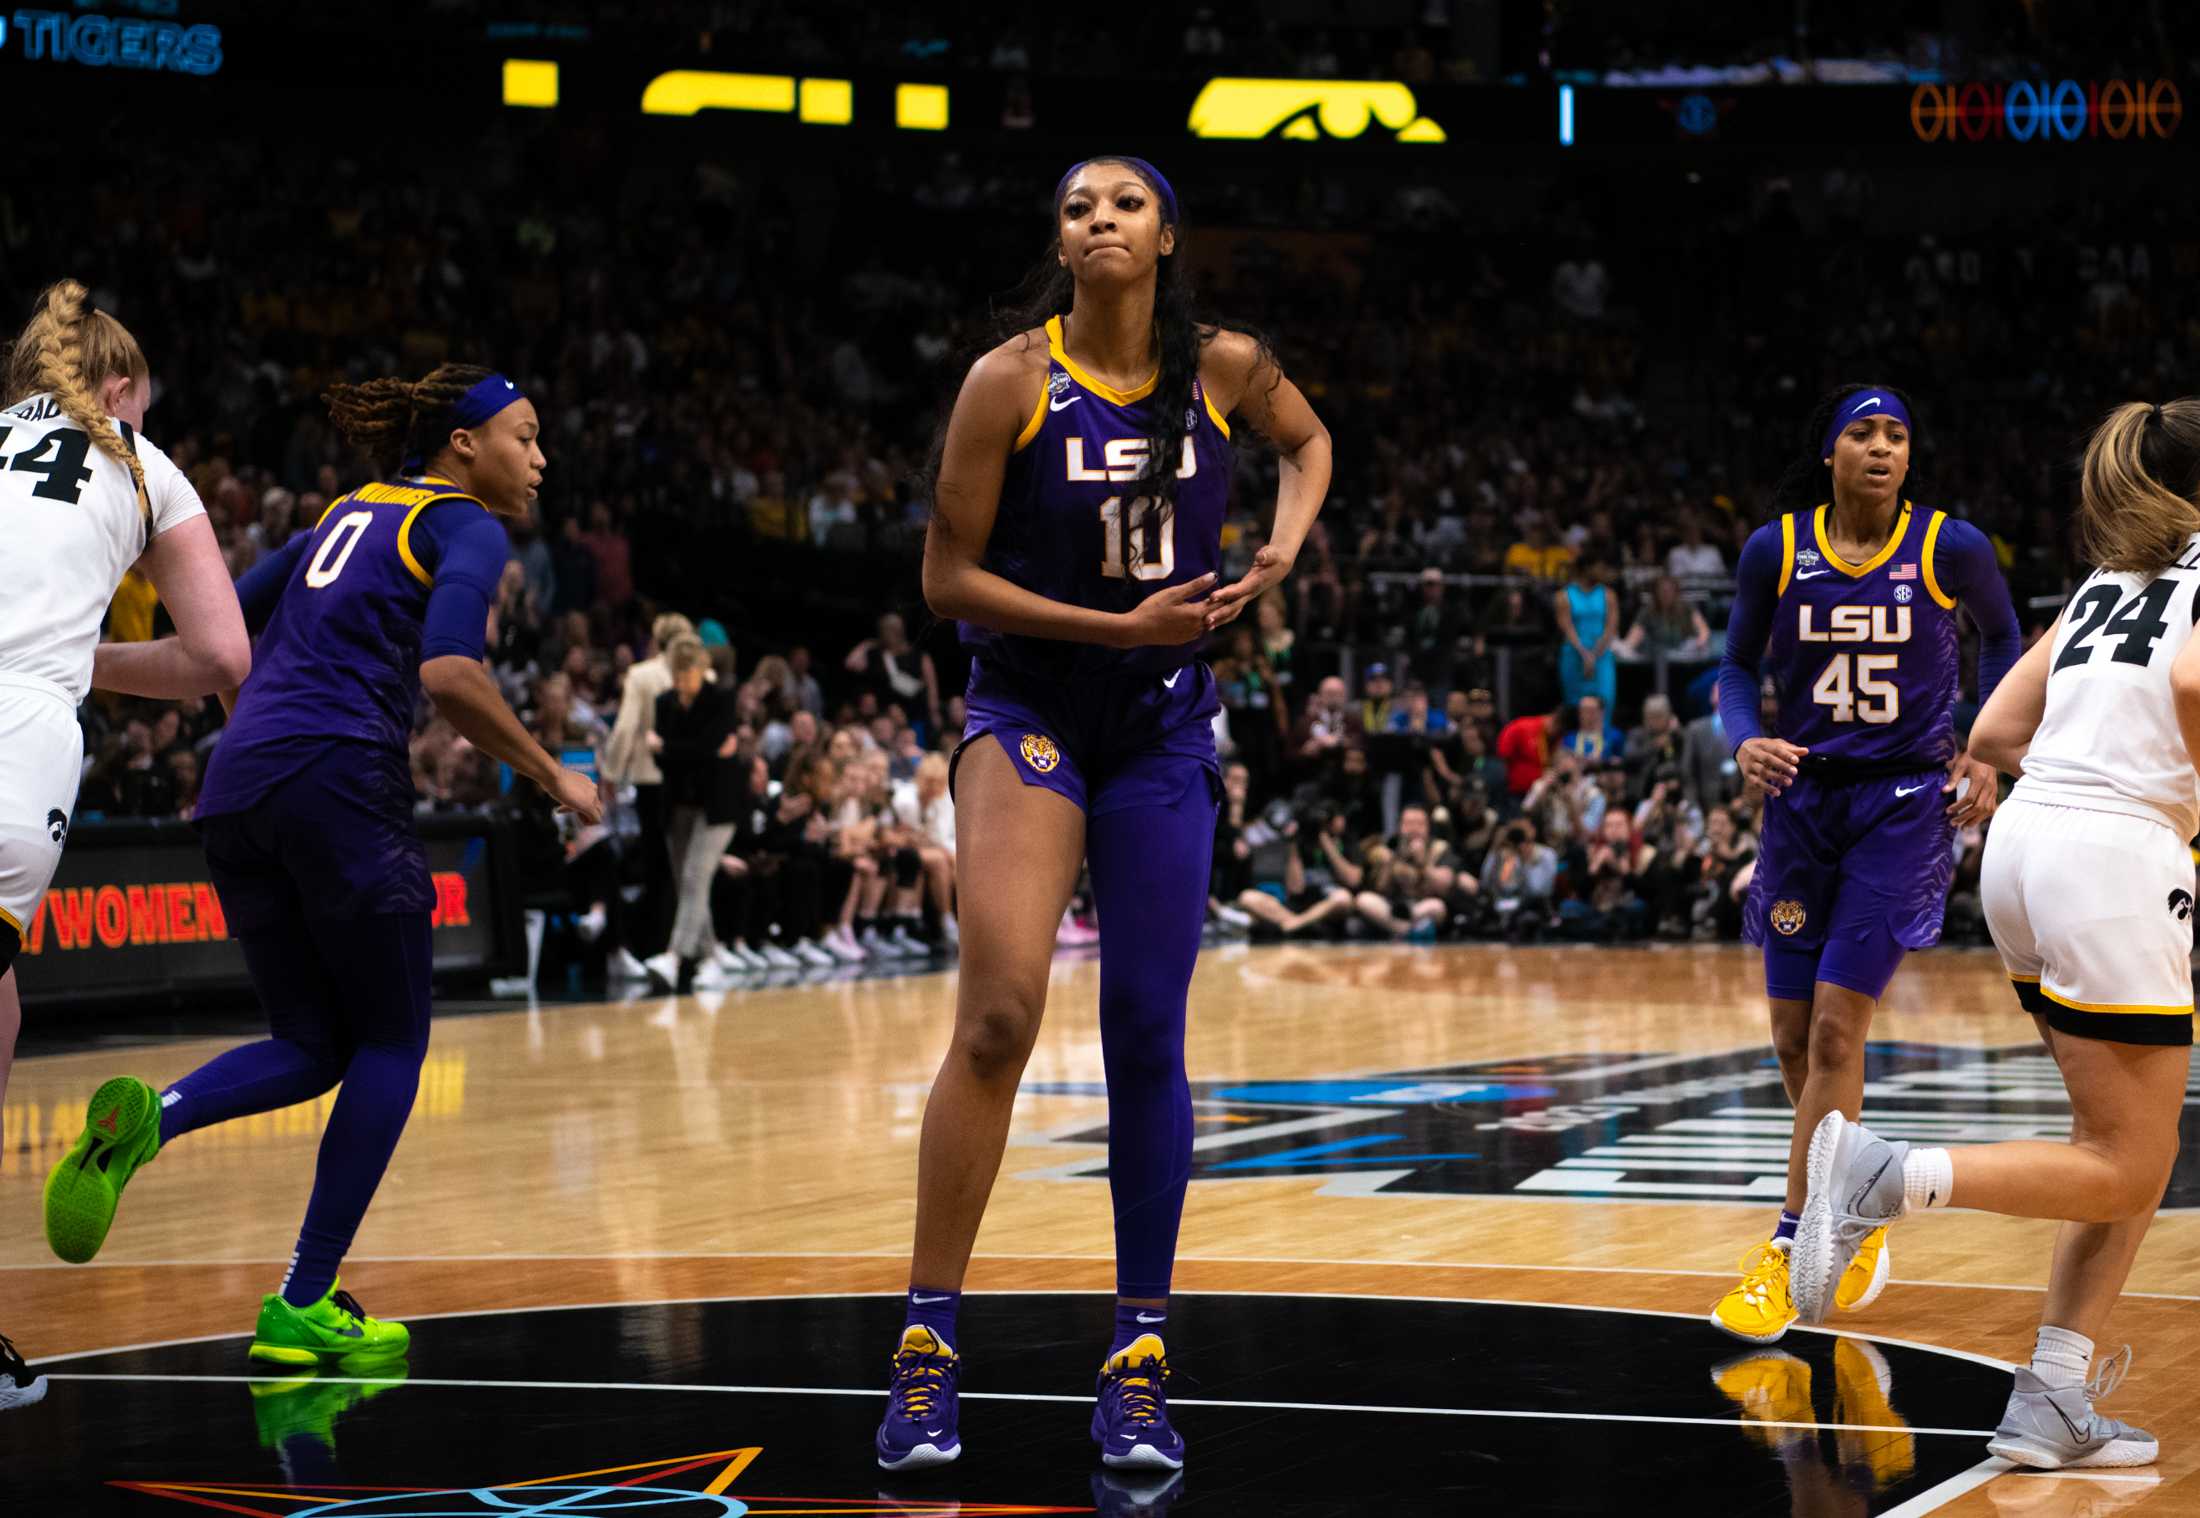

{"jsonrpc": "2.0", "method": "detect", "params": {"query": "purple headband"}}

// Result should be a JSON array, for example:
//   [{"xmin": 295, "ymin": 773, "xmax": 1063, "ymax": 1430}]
[
  {"xmin": 453, "ymin": 371, "xmax": 525, "ymax": 430},
  {"xmin": 404, "ymin": 371, "xmax": 526, "ymax": 473},
  {"xmin": 1053, "ymin": 156, "xmax": 1178, "ymax": 226},
  {"xmin": 1821, "ymin": 388, "xmax": 1913, "ymax": 459}
]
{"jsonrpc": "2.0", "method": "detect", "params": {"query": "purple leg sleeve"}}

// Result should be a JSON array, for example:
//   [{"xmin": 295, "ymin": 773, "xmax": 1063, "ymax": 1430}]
[{"xmin": 1084, "ymin": 768, "xmax": 1217, "ymax": 1302}]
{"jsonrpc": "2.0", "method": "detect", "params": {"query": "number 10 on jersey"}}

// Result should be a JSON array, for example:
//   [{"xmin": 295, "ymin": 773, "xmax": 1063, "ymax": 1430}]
[{"xmin": 1099, "ymin": 493, "xmax": 1175, "ymax": 581}]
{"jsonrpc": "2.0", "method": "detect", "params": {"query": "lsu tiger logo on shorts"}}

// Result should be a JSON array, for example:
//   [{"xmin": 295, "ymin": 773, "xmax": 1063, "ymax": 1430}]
[
  {"xmin": 47, "ymin": 808, "xmax": 68, "ymax": 846},
  {"xmin": 1018, "ymin": 733, "xmax": 1061, "ymax": 774},
  {"xmin": 1770, "ymin": 899, "xmax": 1807, "ymax": 936}
]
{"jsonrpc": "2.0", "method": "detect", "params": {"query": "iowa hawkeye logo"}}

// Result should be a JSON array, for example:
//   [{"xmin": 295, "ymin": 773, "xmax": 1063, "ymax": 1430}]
[{"xmin": 1024, "ymin": 1044, "xmax": 2200, "ymax": 1206}]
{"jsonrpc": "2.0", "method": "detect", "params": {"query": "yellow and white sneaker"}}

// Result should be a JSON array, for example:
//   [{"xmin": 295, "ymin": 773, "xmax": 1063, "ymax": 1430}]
[
  {"xmin": 1835, "ymin": 1226, "xmax": 1891, "ymax": 1313},
  {"xmin": 1712, "ymin": 1348, "xmax": 1814, "ymax": 1452},
  {"xmin": 1711, "ymin": 1242, "xmax": 1797, "ymax": 1344}
]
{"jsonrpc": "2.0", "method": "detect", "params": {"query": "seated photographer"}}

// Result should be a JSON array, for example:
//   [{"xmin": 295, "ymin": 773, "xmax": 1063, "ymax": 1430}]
[
  {"xmin": 1320, "ymin": 824, "xmax": 1448, "ymax": 942},
  {"xmin": 1229, "ymin": 788, "xmax": 1357, "ymax": 939},
  {"xmin": 1480, "ymin": 817, "xmax": 1561, "ymax": 942},
  {"xmin": 1557, "ymin": 811, "xmax": 1658, "ymax": 943}
]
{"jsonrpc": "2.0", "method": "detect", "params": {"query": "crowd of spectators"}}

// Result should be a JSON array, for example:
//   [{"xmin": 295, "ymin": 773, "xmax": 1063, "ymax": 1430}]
[{"xmin": 37, "ymin": 101, "xmax": 2173, "ymax": 977}]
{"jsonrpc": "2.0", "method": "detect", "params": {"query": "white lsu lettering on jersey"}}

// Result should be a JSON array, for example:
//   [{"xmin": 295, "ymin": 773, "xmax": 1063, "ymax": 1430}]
[
  {"xmin": 2016, "ymin": 532, "xmax": 2200, "ymax": 839},
  {"xmin": 0, "ymin": 392, "xmax": 208, "ymax": 703}
]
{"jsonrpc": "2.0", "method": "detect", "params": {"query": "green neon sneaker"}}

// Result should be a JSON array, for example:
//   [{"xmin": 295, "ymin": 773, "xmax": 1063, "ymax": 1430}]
[
  {"xmin": 43, "ymin": 1076, "xmax": 163, "ymax": 1264},
  {"xmin": 249, "ymin": 1281, "xmax": 410, "ymax": 1368}
]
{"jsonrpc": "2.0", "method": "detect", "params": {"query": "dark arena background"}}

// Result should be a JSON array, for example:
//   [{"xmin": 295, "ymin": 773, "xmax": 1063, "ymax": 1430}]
[{"xmin": 6, "ymin": 3, "xmax": 2200, "ymax": 1514}]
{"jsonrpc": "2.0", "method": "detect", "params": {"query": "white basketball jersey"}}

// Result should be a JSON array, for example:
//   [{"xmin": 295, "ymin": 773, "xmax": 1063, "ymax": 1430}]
[
  {"xmin": 2016, "ymin": 534, "xmax": 2200, "ymax": 839},
  {"xmin": 0, "ymin": 392, "xmax": 207, "ymax": 702}
]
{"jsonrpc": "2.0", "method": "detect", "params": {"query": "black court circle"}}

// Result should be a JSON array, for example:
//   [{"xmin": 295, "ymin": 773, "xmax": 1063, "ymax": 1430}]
[{"xmin": 21, "ymin": 1292, "xmax": 2014, "ymax": 1515}]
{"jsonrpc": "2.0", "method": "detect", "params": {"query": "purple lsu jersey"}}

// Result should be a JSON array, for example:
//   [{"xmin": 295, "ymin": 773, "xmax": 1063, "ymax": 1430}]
[
  {"xmin": 1758, "ymin": 501, "xmax": 1963, "ymax": 766},
  {"xmin": 200, "ymin": 476, "xmax": 499, "ymax": 818},
  {"xmin": 959, "ymin": 315, "xmax": 1234, "ymax": 681}
]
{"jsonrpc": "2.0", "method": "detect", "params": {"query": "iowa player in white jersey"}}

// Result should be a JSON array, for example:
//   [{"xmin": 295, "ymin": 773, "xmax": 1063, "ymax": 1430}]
[
  {"xmin": 0, "ymin": 281, "xmax": 247, "ymax": 1406},
  {"xmin": 1793, "ymin": 400, "xmax": 2200, "ymax": 1471}
]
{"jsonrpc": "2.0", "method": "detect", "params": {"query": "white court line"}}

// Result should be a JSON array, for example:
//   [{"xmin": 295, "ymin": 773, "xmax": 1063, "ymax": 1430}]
[
  {"xmin": 29, "ymin": 1287, "xmax": 2018, "ymax": 1378},
  {"xmin": 14, "ymin": 1250, "xmax": 2199, "ymax": 1304},
  {"xmin": 1878, "ymin": 1458, "xmax": 2009, "ymax": 1518},
  {"xmin": 38, "ymin": 1370, "xmax": 1999, "ymax": 1438}
]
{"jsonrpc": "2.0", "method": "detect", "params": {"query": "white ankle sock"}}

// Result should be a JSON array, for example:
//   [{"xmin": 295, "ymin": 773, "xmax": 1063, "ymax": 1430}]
[
  {"xmin": 2032, "ymin": 1324, "xmax": 2093, "ymax": 1390},
  {"xmin": 1902, "ymin": 1147, "xmax": 1954, "ymax": 1212}
]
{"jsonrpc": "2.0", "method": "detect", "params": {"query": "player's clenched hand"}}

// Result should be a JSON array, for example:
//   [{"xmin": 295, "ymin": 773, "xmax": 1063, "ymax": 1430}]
[
  {"xmin": 546, "ymin": 766, "xmax": 604, "ymax": 824},
  {"xmin": 1944, "ymin": 750, "xmax": 1997, "ymax": 827},
  {"xmin": 1736, "ymin": 737, "xmax": 1807, "ymax": 795},
  {"xmin": 1113, "ymin": 573, "xmax": 1217, "ymax": 647}
]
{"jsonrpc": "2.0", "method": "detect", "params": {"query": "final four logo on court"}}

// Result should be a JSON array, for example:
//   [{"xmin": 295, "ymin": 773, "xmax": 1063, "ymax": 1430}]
[
  {"xmin": 1023, "ymin": 1044, "xmax": 2200, "ymax": 1206},
  {"xmin": 117, "ymin": 1446, "xmax": 1075, "ymax": 1514}
]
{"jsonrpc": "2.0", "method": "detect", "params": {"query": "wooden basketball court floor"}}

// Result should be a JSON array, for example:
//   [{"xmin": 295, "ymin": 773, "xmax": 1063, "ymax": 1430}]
[{"xmin": 6, "ymin": 942, "xmax": 2199, "ymax": 1514}]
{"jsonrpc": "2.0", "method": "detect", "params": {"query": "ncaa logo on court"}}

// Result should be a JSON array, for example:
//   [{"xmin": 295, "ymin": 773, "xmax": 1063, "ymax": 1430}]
[
  {"xmin": 1769, "ymin": 899, "xmax": 1807, "ymax": 936},
  {"xmin": 1024, "ymin": 1043, "xmax": 2200, "ymax": 1206},
  {"xmin": 1019, "ymin": 733, "xmax": 1062, "ymax": 774}
]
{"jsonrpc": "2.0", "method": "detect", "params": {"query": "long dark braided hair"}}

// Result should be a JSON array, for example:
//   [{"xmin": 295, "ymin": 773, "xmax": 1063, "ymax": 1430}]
[
  {"xmin": 1771, "ymin": 380, "xmax": 1922, "ymax": 515},
  {"xmin": 323, "ymin": 363, "xmax": 494, "ymax": 480},
  {"xmin": 919, "ymin": 158, "xmax": 1280, "ymax": 523}
]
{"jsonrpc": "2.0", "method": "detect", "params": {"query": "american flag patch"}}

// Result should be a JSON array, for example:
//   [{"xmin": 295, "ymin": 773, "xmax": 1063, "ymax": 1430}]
[{"xmin": 1888, "ymin": 563, "xmax": 1917, "ymax": 580}]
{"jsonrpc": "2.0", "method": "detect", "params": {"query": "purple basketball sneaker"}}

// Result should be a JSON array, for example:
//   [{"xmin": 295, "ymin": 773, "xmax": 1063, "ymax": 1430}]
[
  {"xmin": 1092, "ymin": 1333, "xmax": 1185, "ymax": 1471},
  {"xmin": 875, "ymin": 1325, "xmax": 960, "ymax": 1471}
]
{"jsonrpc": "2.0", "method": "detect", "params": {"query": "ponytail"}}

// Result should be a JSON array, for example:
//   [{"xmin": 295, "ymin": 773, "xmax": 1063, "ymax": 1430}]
[
  {"xmin": 2, "ymin": 279, "xmax": 152, "ymax": 512},
  {"xmin": 2075, "ymin": 399, "xmax": 2200, "ymax": 574},
  {"xmin": 323, "ymin": 363, "xmax": 493, "ymax": 479}
]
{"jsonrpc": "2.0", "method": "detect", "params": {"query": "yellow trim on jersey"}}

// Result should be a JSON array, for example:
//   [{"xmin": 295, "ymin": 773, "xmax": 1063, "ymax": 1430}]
[
  {"xmin": 1813, "ymin": 499, "xmax": 1912, "ymax": 578},
  {"xmin": 1203, "ymin": 389, "xmax": 1232, "ymax": 439},
  {"xmin": 0, "ymin": 902, "xmax": 20, "ymax": 936},
  {"xmin": 2010, "ymin": 973, "xmax": 2041, "ymax": 984},
  {"xmin": 1777, "ymin": 513, "xmax": 1796, "ymax": 596},
  {"xmin": 1044, "ymin": 315, "xmax": 1157, "ymax": 405},
  {"xmin": 2040, "ymin": 983, "xmax": 2193, "ymax": 1017},
  {"xmin": 1920, "ymin": 510, "xmax": 1956, "ymax": 609},
  {"xmin": 395, "ymin": 500, "xmax": 435, "ymax": 586},
  {"xmin": 1012, "ymin": 381, "xmax": 1047, "ymax": 453}
]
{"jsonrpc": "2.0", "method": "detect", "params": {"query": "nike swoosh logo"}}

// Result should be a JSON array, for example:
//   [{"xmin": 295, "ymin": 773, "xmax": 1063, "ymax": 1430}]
[
  {"xmin": 910, "ymin": 1293, "xmax": 952, "ymax": 1305},
  {"xmin": 1895, "ymin": 784, "xmax": 1929, "ymax": 797},
  {"xmin": 332, "ymin": 1324, "xmax": 364, "ymax": 1338},
  {"xmin": 1136, "ymin": 1312, "xmax": 1166, "ymax": 1323},
  {"xmin": 1846, "ymin": 1154, "xmax": 1893, "ymax": 1214},
  {"xmin": 2047, "ymin": 1395, "xmax": 2090, "ymax": 1445},
  {"xmin": 1162, "ymin": 671, "xmax": 1181, "ymax": 688},
  {"xmin": 1049, "ymin": 394, "xmax": 1080, "ymax": 411},
  {"xmin": 1850, "ymin": 396, "xmax": 1882, "ymax": 415},
  {"xmin": 925, "ymin": 1428, "xmax": 944, "ymax": 1437},
  {"xmin": 1794, "ymin": 570, "xmax": 1829, "ymax": 580}
]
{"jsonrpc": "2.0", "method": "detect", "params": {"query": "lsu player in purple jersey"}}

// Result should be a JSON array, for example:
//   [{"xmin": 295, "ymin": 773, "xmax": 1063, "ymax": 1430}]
[
  {"xmin": 44, "ymin": 365, "xmax": 600, "ymax": 1366},
  {"xmin": 1792, "ymin": 401, "xmax": 2200, "ymax": 1470},
  {"xmin": 874, "ymin": 157, "xmax": 1331, "ymax": 1475},
  {"xmin": 1708, "ymin": 384, "xmax": 2019, "ymax": 1345}
]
